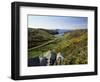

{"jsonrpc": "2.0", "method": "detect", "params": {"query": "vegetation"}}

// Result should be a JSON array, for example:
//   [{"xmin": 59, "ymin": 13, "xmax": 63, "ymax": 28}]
[
  {"xmin": 28, "ymin": 28, "xmax": 55, "ymax": 48},
  {"xmin": 55, "ymin": 29, "xmax": 88, "ymax": 64},
  {"xmin": 28, "ymin": 28, "xmax": 88, "ymax": 65}
]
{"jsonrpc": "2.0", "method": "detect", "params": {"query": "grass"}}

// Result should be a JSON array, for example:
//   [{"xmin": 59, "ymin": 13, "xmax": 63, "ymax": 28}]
[
  {"xmin": 28, "ymin": 38, "xmax": 59, "ymax": 58},
  {"xmin": 28, "ymin": 29, "xmax": 88, "ymax": 65}
]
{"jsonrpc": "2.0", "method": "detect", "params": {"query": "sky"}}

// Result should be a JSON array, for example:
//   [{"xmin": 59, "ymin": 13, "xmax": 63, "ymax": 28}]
[{"xmin": 28, "ymin": 15, "xmax": 88, "ymax": 30}]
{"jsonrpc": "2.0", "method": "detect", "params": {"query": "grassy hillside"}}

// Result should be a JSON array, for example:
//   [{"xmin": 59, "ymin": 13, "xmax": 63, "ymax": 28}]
[
  {"xmin": 28, "ymin": 29, "xmax": 88, "ymax": 65},
  {"xmin": 55, "ymin": 29, "xmax": 88, "ymax": 64},
  {"xmin": 28, "ymin": 28, "xmax": 55, "ymax": 48}
]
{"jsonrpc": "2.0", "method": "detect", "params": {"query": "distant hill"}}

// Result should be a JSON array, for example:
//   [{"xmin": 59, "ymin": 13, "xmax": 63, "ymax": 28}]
[
  {"xmin": 38, "ymin": 29, "xmax": 59, "ymax": 35},
  {"xmin": 28, "ymin": 28, "xmax": 55, "ymax": 48}
]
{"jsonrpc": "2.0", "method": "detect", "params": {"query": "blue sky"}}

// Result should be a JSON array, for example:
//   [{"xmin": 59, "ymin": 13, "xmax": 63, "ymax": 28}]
[{"xmin": 28, "ymin": 15, "xmax": 88, "ymax": 30}]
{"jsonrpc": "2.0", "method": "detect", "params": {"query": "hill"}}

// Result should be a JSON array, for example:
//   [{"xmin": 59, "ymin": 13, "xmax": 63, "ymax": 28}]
[
  {"xmin": 55, "ymin": 29, "xmax": 88, "ymax": 64},
  {"xmin": 28, "ymin": 28, "xmax": 55, "ymax": 48},
  {"xmin": 28, "ymin": 29, "xmax": 88, "ymax": 65}
]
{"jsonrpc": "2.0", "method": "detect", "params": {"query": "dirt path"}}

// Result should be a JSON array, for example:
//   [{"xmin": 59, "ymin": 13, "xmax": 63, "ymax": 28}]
[{"xmin": 28, "ymin": 38, "xmax": 57, "ymax": 51}]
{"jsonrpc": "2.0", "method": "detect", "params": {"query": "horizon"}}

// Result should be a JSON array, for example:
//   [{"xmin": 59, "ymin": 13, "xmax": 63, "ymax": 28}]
[{"xmin": 28, "ymin": 27, "xmax": 87, "ymax": 30}]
